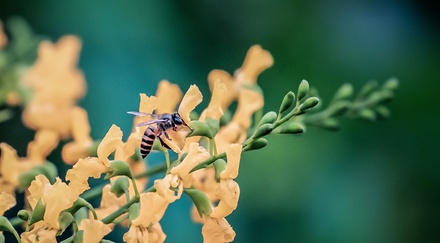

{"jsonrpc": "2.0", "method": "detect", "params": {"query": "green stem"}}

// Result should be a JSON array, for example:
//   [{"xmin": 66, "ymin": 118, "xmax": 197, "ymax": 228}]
[
  {"xmin": 164, "ymin": 150, "xmax": 170, "ymax": 170},
  {"xmin": 130, "ymin": 177, "xmax": 140, "ymax": 198},
  {"xmin": 210, "ymin": 139, "xmax": 218, "ymax": 157}
]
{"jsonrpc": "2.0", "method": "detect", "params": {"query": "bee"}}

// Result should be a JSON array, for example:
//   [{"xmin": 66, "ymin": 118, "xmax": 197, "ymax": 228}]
[{"xmin": 127, "ymin": 111, "xmax": 192, "ymax": 158}]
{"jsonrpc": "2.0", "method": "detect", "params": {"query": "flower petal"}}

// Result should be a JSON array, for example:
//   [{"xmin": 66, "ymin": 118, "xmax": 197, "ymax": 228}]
[
  {"xmin": 220, "ymin": 144, "xmax": 242, "ymax": 179},
  {"xmin": 97, "ymin": 124, "xmax": 123, "ymax": 167},
  {"xmin": 0, "ymin": 191, "xmax": 16, "ymax": 215},
  {"xmin": 178, "ymin": 85, "xmax": 203, "ymax": 125},
  {"xmin": 155, "ymin": 80, "xmax": 182, "ymax": 114},
  {"xmin": 78, "ymin": 219, "xmax": 112, "ymax": 243},
  {"xmin": 234, "ymin": 45, "xmax": 273, "ymax": 85},
  {"xmin": 202, "ymin": 217, "xmax": 236, "ymax": 243}
]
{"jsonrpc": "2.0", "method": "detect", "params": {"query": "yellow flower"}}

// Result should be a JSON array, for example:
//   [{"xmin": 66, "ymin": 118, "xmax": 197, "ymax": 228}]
[
  {"xmin": 220, "ymin": 144, "xmax": 242, "ymax": 180},
  {"xmin": 131, "ymin": 192, "xmax": 169, "ymax": 228},
  {"xmin": 97, "ymin": 124, "xmax": 123, "ymax": 167},
  {"xmin": 0, "ymin": 191, "xmax": 16, "ymax": 215},
  {"xmin": 94, "ymin": 185, "xmax": 126, "ymax": 223},
  {"xmin": 154, "ymin": 174, "xmax": 182, "ymax": 203},
  {"xmin": 22, "ymin": 35, "xmax": 86, "ymax": 139},
  {"xmin": 0, "ymin": 20, "xmax": 7, "ymax": 49},
  {"xmin": 78, "ymin": 219, "xmax": 112, "ymax": 243},
  {"xmin": 199, "ymin": 80, "xmax": 227, "ymax": 121},
  {"xmin": 42, "ymin": 177, "xmax": 78, "ymax": 229},
  {"xmin": 148, "ymin": 223, "xmax": 166, "ymax": 243},
  {"xmin": 177, "ymin": 85, "xmax": 203, "ymax": 126},
  {"xmin": 0, "ymin": 143, "xmax": 22, "ymax": 188},
  {"xmin": 155, "ymin": 80, "xmax": 182, "ymax": 114},
  {"xmin": 234, "ymin": 45, "xmax": 274, "ymax": 85},
  {"xmin": 123, "ymin": 224, "xmax": 149, "ymax": 243},
  {"xmin": 207, "ymin": 70, "xmax": 237, "ymax": 111},
  {"xmin": 27, "ymin": 130, "xmax": 59, "ymax": 164},
  {"xmin": 231, "ymin": 88, "xmax": 264, "ymax": 129},
  {"xmin": 210, "ymin": 179, "xmax": 240, "ymax": 219},
  {"xmin": 65, "ymin": 157, "xmax": 107, "ymax": 195},
  {"xmin": 133, "ymin": 93, "xmax": 158, "ymax": 136},
  {"xmin": 202, "ymin": 217, "xmax": 236, "ymax": 243},
  {"xmin": 170, "ymin": 142, "xmax": 210, "ymax": 188},
  {"xmin": 27, "ymin": 174, "xmax": 51, "ymax": 210},
  {"xmin": 20, "ymin": 221, "xmax": 57, "ymax": 243}
]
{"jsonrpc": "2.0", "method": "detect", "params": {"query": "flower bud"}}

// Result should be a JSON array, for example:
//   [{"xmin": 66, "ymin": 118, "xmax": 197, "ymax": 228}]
[
  {"xmin": 383, "ymin": 77, "xmax": 399, "ymax": 90},
  {"xmin": 0, "ymin": 216, "xmax": 15, "ymax": 235},
  {"xmin": 357, "ymin": 80, "xmax": 378, "ymax": 100},
  {"xmin": 104, "ymin": 160, "xmax": 133, "ymax": 180},
  {"xmin": 252, "ymin": 124, "xmax": 273, "ymax": 139},
  {"xmin": 243, "ymin": 138, "xmax": 268, "ymax": 151},
  {"xmin": 205, "ymin": 117, "xmax": 220, "ymax": 137},
  {"xmin": 111, "ymin": 177, "xmax": 130, "ymax": 198},
  {"xmin": 213, "ymin": 159, "xmax": 227, "ymax": 183},
  {"xmin": 28, "ymin": 199, "xmax": 46, "ymax": 226},
  {"xmin": 319, "ymin": 118, "xmax": 340, "ymax": 131},
  {"xmin": 375, "ymin": 106, "xmax": 390, "ymax": 120},
  {"xmin": 279, "ymin": 122, "xmax": 305, "ymax": 134},
  {"xmin": 297, "ymin": 80, "xmax": 309, "ymax": 101},
  {"xmin": 219, "ymin": 109, "xmax": 232, "ymax": 127},
  {"xmin": 278, "ymin": 91, "xmax": 295, "ymax": 114},
  {"xmin": 128, "ymin": 203, "xmax": 140, "ymax": 222},
  {"xmin": 257, "ymin": 111, "xmax": 277, "ymax": 127},
  {"xmin": 299, "ymin": 97, "xmax": 319, "ymax": 111},
  {"xmin": 332, "ymin": 83, "xmax": 353, "ymax": 101},
  {"xmin": 184, "ymin": 188, "xmax": 213, "ymax": 218},
  {"xmin": 17, "ymin": 210, "xmax": 30, "ymax": 221},
  {"xmin": 187, "ymin": 120, "xmax": 213, "ymax": 139},
  {"xmin": 57, "ymin": 212, "xmax": 74, "ymax": 236},
  {"xmin": 326, "ymin": 101, "xmax": 351, "ymax": 117},
  {"xmin": 358, "ymin": 108, "xmax": 376, "ymax": 121}
]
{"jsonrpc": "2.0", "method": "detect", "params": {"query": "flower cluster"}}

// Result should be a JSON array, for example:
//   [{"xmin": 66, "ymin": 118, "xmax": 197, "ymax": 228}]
[{"xmin": 0, "ymin": 20, "xmax": 398, "ymax": 243}]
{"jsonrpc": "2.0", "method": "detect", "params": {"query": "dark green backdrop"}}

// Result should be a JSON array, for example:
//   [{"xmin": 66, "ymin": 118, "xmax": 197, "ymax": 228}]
[{"xmin": 1, "ymin": 1, "xmax": 439, "ymax": 242}]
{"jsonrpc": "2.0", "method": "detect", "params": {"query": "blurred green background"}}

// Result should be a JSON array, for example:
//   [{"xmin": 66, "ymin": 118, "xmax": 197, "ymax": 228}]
[{"xmin": 1, "ymin": 1, "xmax": 439, "ymax": 242}]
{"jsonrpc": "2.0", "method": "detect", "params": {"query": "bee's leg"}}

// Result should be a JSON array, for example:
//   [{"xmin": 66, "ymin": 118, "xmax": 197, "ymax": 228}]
[
  {"xmin": 163, "ymin": 131, "xmax": 171, "ymax": 140},
  {"xmin": 157, "ymin": 135, "xmax": 171, "ymax": 150}
]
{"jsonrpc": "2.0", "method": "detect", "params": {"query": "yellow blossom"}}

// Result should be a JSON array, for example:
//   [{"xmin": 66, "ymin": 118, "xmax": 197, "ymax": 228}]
[
  {"xmin": 114, "ymin": 131, "xmax": 142, "ymax": 162},
  {"xmin": 0, "ymin": 20, "xmax": 7, "ymax": 49},
  {"xmin": 27, "ymin": 174, "xmax": 51, "ymax": 210},
  {"xmin": 97, "ymin": 124, "xmax": 123, "ymax": 167},
  {"xmin": 41, "ymin": 177, "xmax": 78, "ymax": 229},
  {"xmin": 94, "ymin": 185, "xmax": 125, "ymax": 223},
  {"xmin": 178, "ymin": 85, "xmax": 203, "ymax": 126},
  {"xmin": 27, "ymin": 130, "xmax": 59, "ymax": 164},
  {"xmin": 78, "ymin": 219, "xmax": 112, "ymax": 243},
  {"xmin": 214, "ymin": 121, "xmax": 246, "ymax": 154},
  {"xmin": 207, "ymin": 70, "xmax": 237, "ymax": 111},
  {"xmin": 0, "ymin": 143, "xmax": 22, "ymax": 188},
  {"xmin": 148, "ymin": 223, "xmax": 166, "ymax": 243},
  {"xmin": 155, "ymin": 80, "xmax": 182, "ymax": 114},
  {"xmin": 65, "ymin": 157, "xmax": 107, "ymax": 195},
  {"xmin": 123, "ymin": 224, "xmax": 149, "ymax": 243},
  {"xmin": 234, "ymin": 44, "xmax": 274, "ymax": 85},
  {"xmin": 62, "ymin": 107, "xmax": 93, "ymax": 164},
  {"xmin": 133, "ymin": 93, "xmax": 158, "ymax": 137},
  {"xmin": 200, "ymin": 80, "xmax": 227, "ymax": 121},
  {"xmin": 202, "ymin": 217, "xmax": 236, "ymax": 243},
  {"xmin": 20, "ymin": 221, "xmax": 57, "ymax": 243},
  {"xmin": 131, "ymin": 192, "xmax": 169, "ymax": 228},
  {"xmin": 210, "ymin": 179, "xmax": 240, "ymax": 219},
  {"xmin": 170, "ymin": 142, "xmax": 210, "ymax": 187},
  {"xmin": 231, "ymin": 88, "xmax": 264, "ymax": 129},
  {"xmin": 0, "ymin": 191, "xmax": 16, "ymax": 215},
  {"xmin": 220, "ymin": 144, "xmax": 242, "ymax": 180}
]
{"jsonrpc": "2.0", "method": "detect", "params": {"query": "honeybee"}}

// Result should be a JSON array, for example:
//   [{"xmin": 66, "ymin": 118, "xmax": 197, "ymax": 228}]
[{"xmin": 128, "ymin": 111, "xmax": 192, "ymax": 158}]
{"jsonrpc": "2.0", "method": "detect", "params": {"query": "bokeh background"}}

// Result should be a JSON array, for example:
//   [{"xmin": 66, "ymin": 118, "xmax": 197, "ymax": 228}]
[{"xmin": 1, "ymin": 1, "xmax": 439, "ymax": 242}]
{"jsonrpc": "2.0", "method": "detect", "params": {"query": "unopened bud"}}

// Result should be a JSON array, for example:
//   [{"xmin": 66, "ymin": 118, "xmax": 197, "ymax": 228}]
[
  {"xmin": 258, "ymin": 111, "xmax": 277, "ymax": 127},
  {"xmin": 0, "ymin": 216, "xmax": 15, "ymax": 235},
  {"xmin": 278, "ymin": 91, "xmax": 295, "ymax": 114},
  {"xmin": 17, "ymin": 210, "xmax": 30, "ymax": 221},
  {"xmin": 358, "ymin": 108, "xmax": 376, "ymax": 121},
  {"xmin": 326, "ymin": 101, "xmax": 351, "ymax": 117},
  {"xmin": 213, "ymin": 159, "xmax": 227, "ymax": 183},
  {"xmin": 375, "ymin": 106, "xmax": 390, "ymax": 120},
  {"xmin": 279, "ymin": 122, "xmax": 305, "ymax": 134},
  {"xmin": 187, "ymin": 121, "xmax": 213, "ymax": 139},
  {"xmin": 184, "ymin": 188, "xmax": 213, "ymax": 218},
  {"xmin": 205, "ymin": 117, "xmax": 220, "ymax": 137},
  {"xmin": 332, "ymin": 83, "xmax": 353, "ymax": 101},
  {"xmin": 28, "ymin": 199, "xmax": 46, "ymax": 226},
  {"xmin": 128, "ymin": 203, "xmax": 140, "ymax": 222},
  {"xmin": 319, "ymin": 118, "xmax": 340, "ymax": 131},
  {"xmin": 299, "ymin": 97, "xmax": 320, "ymax": 111},
  {"xmin": 383, "ymin": 77, "xmax": 399, "ymax": 90},
  {"xmin": 111, "ymin": 177, "xmax": 130, "ymax": 197},
  {"xmin": 243, "ymin": 138, "xmax": 268, "ymax": 151},
  {"xmin": 357, "ymin": 80, "xmax": 378, "ymax": 100},
  {"xmin": 297, "ymin": 80, "xmax": 309, "ymax": 101},
  {"xmin": 253, "ymin": 124, "xmax": 273, "ymax": 139},
  {"xmin": 104, "ymin": 160, "xmax": 133, "ymax": 180}
]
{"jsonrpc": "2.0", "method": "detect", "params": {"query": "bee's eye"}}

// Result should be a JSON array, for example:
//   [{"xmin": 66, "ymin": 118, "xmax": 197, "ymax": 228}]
[{"xmin": 172, "ymin": 114, "xmax": 183, "ymax": 125}]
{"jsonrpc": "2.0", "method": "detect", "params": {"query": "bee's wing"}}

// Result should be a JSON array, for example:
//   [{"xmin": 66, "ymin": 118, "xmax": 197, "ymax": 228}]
[
  {"xmin": 135, "ymin": 119, "xmax": 168, "ymax": 127},
  {"xmin": 127, "ymin": 111, "xmax": 157, "ymax": 117}
]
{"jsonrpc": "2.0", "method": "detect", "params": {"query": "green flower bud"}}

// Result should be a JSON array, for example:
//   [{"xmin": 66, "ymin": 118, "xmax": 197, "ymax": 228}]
[
  {"xmin": 258, "ymin": 111, "xmax": 277, "ymax": 127},
  {"xmin": 326, "ymin": 101, "xmax": 351, "ymax": 117},
  {"xmin": 128, "ymin": 203, "xmax": 140, "ymax": 222},
  {"xmin": 87, "ymin": 140, "xmax": 102, "ymax": 157},
  {"xmin": 64, "ymin": 197, "xmax": 91, "ymax": 216},
  {"xmin": 299, "ymin": 97, "xmax": 320, "ymax": 111},
  {"xmin": 0, "ymin": 216, "xmax": 16, "ymax": 235},
  {"xmin": 104, "ymin": 160, "xmax": 133, "ymax": 180},
  {"xmin": 358, "ymin": 108, "xmax": 376, "ymax": 121},
  {"xmin": 18, "ymin": 161, "xmax": 58, "ymax": 190},
  {"xmin": 184, "ymin": 188, "xmax": 213, "ymax": 218},
  {"xmin": 279, "ymin": 122, "xmax": 305, "ymax": 134},
  {"xmin": 332, "ymin": 83, "xmax": 353, "ymax": 101},
  {"xmin": 213, "ymin": 159, "xmax": 227, "ymax": 183},
  {"xmin": 17, "ymin": 210, "xmax": 30, "ymax": 221},
  {"xmin": 243, "ymin": 138, "xmax": 268, "ymax": 151},
  {"xmin": 219, "ymin": 109, "xmax": 232, "ymax": 127},
  {"xmin": 377, "ymin": 90, "xmax": 394, "ymax": 104},
  {"xmin": 253, "ymin": 123, "xmax": 274, "ymax": 139},
  {"xmin": 57, "ymin": 212, "xmax": 74, "ymax": 236},
  {"xmin": 28, "ymin": 199, "xmax": 46, "ymax": 226},
  {"xmin": 319, "ymin": 118, "xmax": 340, "ymax": 131},
  {"xmin": 375, "ymin": 106, "xmax": 390, "ymax": 120},
  {"xmin": 190, "ymin": 111, "xmax": 200, "ymax": 121},
  {"xmin": 297, "ymin": 79, "xmax": 309, "ymax": 102},
  {"xmin": 187, "ymin": 120, "xmax": 213, "ymax": 139},
  {"xmin": 278, "ymin": 91, "xmax": 295, "ymax": 114},
  {"xmin": 205, "ymin": 117, "xmax": 220, "ymax": 137},
  {"xmin": 357, "ymin": 80, "xmax": 378, "ymax": 100},
  {"xmin": 111, "ymin": 177, "xmax": 130, "ymax": 198},
  {"xmin": 383, "ymin": 77, "xmax": 399, "ymax": 90}
]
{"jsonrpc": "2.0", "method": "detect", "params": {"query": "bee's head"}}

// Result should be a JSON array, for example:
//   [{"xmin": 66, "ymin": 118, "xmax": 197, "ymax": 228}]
[{"xmin": 172, "ymin": 113, "xmax": 192, "ymax": 131}]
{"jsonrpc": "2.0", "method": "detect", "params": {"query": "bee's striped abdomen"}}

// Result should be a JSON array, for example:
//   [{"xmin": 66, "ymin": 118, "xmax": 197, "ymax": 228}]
[{"xmin": 140, "ymin": 127, "xmax": 156, "ymax": 158}]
